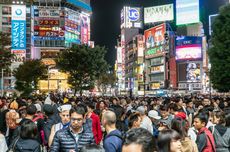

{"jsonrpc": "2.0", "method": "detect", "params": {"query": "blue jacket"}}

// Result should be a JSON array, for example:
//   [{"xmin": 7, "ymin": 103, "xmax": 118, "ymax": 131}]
[
  {"xmin": 103, "ymin": 129, "xmax": 123, "ymax": 152},
  {"xmin": 50, "ymin": 126, "xmax": 95, "ymax": 152}
]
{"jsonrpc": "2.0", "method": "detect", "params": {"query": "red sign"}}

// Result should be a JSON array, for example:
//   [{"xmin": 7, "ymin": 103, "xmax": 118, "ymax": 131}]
[
  {"xmin": 169, "ymin": 57, "xmax": 177, "ymax": 88},
  {"xmin": 144, "ymin": 23, "xmax": 166, "ymax": 49}
]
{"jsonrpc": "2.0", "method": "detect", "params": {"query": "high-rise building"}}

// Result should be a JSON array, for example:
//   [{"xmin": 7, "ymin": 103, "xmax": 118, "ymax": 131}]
[{"xmin": 0, "ymin": 0, "xmax": 92, "ymax": 92}]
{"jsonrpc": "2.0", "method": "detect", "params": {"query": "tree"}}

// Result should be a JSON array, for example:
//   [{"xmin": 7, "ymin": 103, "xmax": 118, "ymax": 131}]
[
  {"xmin": 13, "ymin": 60, "xmax": 47, "ymax": 96},
  {"xmin": 56, "ymin": 45, "xmax": 109, "ymax": 95},
  {"xmin": 0, "ymin": 32, "xmax": 14, "ymax": 70},
  {"xmin": 208, "ymin": 4, "xmax": 230, "ymax": 92},
  {"xmin": 97, "ymin": 72, "xmax": 116, "ymax": 95}
]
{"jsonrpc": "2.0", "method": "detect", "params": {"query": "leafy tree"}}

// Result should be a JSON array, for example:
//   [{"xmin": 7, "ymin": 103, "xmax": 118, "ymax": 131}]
[
  {"xmin": 97, "ymin": 72, "xmax": 116, "ymax": 95},
  {"xmin": 208, "ymin": 4, "xmax": 230, "ymax": 92},
  {"xmin": 57, "ymin": 45, "xmax": 109, "ymax": 95},
  {"xmin": 0, "ymin": 32, "xmax": 14, "ymax": 70},
  {"xmin": 13, "ymin": 60, "xmax": 47, "ymax": 96}
]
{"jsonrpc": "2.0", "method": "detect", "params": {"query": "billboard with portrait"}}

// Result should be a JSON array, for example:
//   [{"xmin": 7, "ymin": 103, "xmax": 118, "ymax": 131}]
[
  {"xmin": 178, "ymin": 62, "xmax": 201, "ymax": 82},
  {"xmin": 176, "ymin": 36, "xmax": 202, "ymax": 61},
  {"xmin": 144, "ymin": 4, "xmax": 174, "ymax": 24},
  {"xmin": 176, "ymin": 0, "xmax": 200, "ymax": 25},
  {"xmin": 80, "ymin": 12, "xmax": 90, "ymax": 44}
]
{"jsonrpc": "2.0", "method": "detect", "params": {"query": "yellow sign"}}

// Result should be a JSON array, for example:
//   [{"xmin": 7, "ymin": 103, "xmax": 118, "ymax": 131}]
[{"xmin": 151, "ymin": 83, "xmax": 161, "ymax": 89}]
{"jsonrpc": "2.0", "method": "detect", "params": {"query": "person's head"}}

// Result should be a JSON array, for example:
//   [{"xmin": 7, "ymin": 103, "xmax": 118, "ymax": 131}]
[
  {"xmin": 171, "ymin": 118, "xmax": 188, "ymax": 139},
  {"xmin": 101, "ymin": 110, "xmax": 116, "ymax": 128},
  {"xmin": 122, "ymin": 128, "xmax": 157, "ymax": 152},
  {"xmin": 20, "ymin": 120, "xmax": 38, "ymax": 140},
  {"xmin": 159, "ymin": 105, "xmax": 169, "ymax": 119},
  {"xmin": 193, "ymin": 113, "xmax": 209, "ymax": 130},
  {"xmin": 58, "ymin": 104, "xmax": 72, "ymax": 125},
  {"xmin": 99, "ymin": 101, "xmax": 106, "ymax": 110},
  {"xmin": 148, "ymin": 110, "xmax": 161, "ymax": 122},
  {"xmin": 85, "ymin": 101, "xmax": 94, "ymax": 113},
  {"xmin": 136, "ymin": 106, "xmax": 146, "ymax": 116},
  {"xmin": 213, "ymin": 111, "xmax": 225, "ymax": 125},
  {"xmin": 175, "ymin": 97, "xmax": 184, "ymax": 107},
  {"xmin": 203, "ymin": 98, "xmax": 210, "ymax": 106},
  {"xmin": 225, "ymin": 114, "xmax": 230, "ymax": 127},
  {"xmin": 157, "ymin": 129, "xmax": 182, "ymax": 152},
  {"xmin": 128, "ymin": 112, "xmax": 142, "ymax": 129},
  {"xmin": 80, "ymin": 144, "xmax": 105, "ymax": 152},
  {"xmin": 26, "ymin": 104, "xmax": 37, "ymax": 116},
  {"xmin": 70, "ymin": 105, "xmax": 86, "ymax": 131}
]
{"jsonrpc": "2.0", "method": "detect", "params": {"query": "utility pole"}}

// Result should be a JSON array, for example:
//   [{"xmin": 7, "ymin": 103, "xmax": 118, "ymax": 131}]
[{"xmin": 1, "ymin": 69, "xmax": 5, "ymax": 97}]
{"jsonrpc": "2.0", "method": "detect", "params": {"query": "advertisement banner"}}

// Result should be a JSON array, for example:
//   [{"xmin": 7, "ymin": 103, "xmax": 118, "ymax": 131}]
[
  {"xmin": 137, "ymin": 35, "xmax": 144, "ymax": 57},
  {"xmin": 144, "ymin": 23, "xmax": 166, "ymax": 49},
  {"xmin": 11, "ymin": 5, "xmax": 26, "ymax": 50},
  {"xmin": 81, "ymin": 13, "xmax": 90, "ymax": 44},
  {"xmin": 176, "ymin": 36, "xmax": 202, "ymax": 61},
  {"xmin": 117, "ymin": 47, "xmax": 122, "ymax": 64},
  {"xmin": 11, "ymin": 50, "xmax": 26, "ymax": 63},
  {"xmin": 178, "ymin": 62, "xmax": 201, "ymax": 82},
  {"xmin": 176, "ymin": 0, "xmax": 200, "ymax": 25},
  {"xmin": 150, "ymin": 65, "xmax": 164, "ymax": 74},
  {"xmin": 38, "ymin": 8, "xmax": 60, "ymax": 17},
  {"xmin": 144, "ymin": 4, "xmax": 174, "ymax": 24}
]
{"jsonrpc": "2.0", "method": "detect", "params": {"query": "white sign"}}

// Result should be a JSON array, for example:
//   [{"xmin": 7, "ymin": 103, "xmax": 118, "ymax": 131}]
[
  {"xmin": 178, "ymin": 83, "xmax": 202, "ymax": 89},
  {"xmin": 144, "ymin": 4, "xmax": 174, "ymax": 24},
  {"xmin": 39, "ymin": 8, "xmax": 60, "ymax": 17},
  {"xmin": 12, "ymin": 5, "xmax": 26, "ymax": 20},
  {"xmin": 117, "ymin": 47, "xmax": 122, "ymax": 64},
  {"xmin": 121, "ymin": 6, "xmax": 142, "ymax": 29}
]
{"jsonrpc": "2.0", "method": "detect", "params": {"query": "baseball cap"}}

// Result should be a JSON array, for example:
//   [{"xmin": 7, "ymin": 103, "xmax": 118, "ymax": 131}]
[
  {"xmin": 136, "ymin": 106, "xmax": 145, "ymax": 115},
  {"xmin": 148, "ymin": 110, "xmax": 161, "ymax": 120}
]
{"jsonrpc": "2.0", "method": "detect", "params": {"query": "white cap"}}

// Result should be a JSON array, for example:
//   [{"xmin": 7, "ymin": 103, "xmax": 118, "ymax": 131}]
[
  {"xmin": 148, "ymin": 110, "xmax": 161, "ymax": 120},
  {"xmin": 58, "ymin": 104, "xmax": 72, "ymax": 112}
]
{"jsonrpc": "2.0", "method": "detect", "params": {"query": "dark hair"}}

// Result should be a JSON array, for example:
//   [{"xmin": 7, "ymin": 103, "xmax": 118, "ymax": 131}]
[
  {"xmin": 157, "ymin": 129, "xmax": 181, "ymax": 152},
  {"xmin": 70, "ymin": 105, "xmax": 86, "ymax": 117},
  {"xmin": 194, "ymin": 113, "xmax": 209, "ymax": 125},
  {"xmin": 20, "ymin": 120, "xmax": 38, "ymax": 140},
  {"xmin": 225, "ymin": 114, "xmax": 230, "ymax": 127},
  {"xmin": 171, "ymin": 118, "xmax": 188, "ymax": 139},
  {"xmin": 85, "ymin": 101, "xmax": 95, "ymax": 109},
  {"xmin": 80, "ymin": 144, "xmax": 105, "ymax": 152},
  {"xmin": 159, "ymin": 105, "xmax": 168, "ymax": 111},
  {"xmin": 214, "ymin": 111, "xmax": 226, "ymax": 125},
  {"xmin": 26, "ymin": 104, "xmax": 37, "ymax": 115},
  {"xmin": 168, "ymin": 103, "xmax": 178, "ymax": 111},
  {"xmin": 128, "ymin": 113, "xmax": 141, "ymax": 129},
  {"xmin": 123, "ymin": 128, "xmax": 157, "ymax": 152}
]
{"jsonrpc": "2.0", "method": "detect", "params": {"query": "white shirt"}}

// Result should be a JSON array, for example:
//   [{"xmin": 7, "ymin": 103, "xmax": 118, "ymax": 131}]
[
  {"xmin": 0, "ymin": 134, "xmax": 8, "ymax": 152},
  {"xmin": 140, "ymin": 116, "xmax": 153, "ymax": 134}
]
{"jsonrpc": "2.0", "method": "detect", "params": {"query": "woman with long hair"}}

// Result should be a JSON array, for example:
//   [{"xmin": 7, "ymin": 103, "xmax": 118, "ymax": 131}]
[
  {"xmin": 8, "ymin": 120, "xmax": 40, "ymax": 152},
  {"xmin": 157, "ymin": 129, "xmax": 182, "ymax": 152}
]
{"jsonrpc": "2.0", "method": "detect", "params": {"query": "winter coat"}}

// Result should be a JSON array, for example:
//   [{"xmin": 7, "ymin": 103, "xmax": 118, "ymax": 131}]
[{"xmin": 8, "ymin": 138, "xmax": 40, "ymax": 152}]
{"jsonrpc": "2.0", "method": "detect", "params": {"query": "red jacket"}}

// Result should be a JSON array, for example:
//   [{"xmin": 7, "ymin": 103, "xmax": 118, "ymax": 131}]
[
  {"xmin": 89, "ymin": 112, "xmax": 102, "ymax": 144},
  {"xmin": 197, "ymin": 127, "xmax": 216, "ymax": 152}
]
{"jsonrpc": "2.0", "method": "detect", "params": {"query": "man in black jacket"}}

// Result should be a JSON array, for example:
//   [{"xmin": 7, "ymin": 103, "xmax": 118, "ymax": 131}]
[{"xmin": 50, "ymin": 105, "xmax": 95, "ymax": 152}]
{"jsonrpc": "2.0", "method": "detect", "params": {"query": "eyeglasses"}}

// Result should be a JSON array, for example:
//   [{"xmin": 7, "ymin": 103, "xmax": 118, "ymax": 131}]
[{"xmin": 71, "ymin": 118, "xmax": 83, "ymax": 122}]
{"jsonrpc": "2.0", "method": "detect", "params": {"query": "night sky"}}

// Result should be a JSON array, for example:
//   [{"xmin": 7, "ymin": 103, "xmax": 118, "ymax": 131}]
[{"xmin": 90, "ymin": 0, "xmax": 228, "ymax": 66}]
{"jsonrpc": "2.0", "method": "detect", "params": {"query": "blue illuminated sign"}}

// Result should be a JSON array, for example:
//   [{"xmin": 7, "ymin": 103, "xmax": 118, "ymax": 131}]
[
  {"xmin": 11, "ymin": 20, "xmax": 26, "ymax": 50},
  {"xmin": 128, "ymin": 8, "xmax": 139, "ymax": 21}
]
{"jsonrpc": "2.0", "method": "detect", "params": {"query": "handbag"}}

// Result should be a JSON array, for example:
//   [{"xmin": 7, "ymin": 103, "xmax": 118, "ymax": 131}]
[{"xmin": 8, "ymin": 137, "xmax": 20, "ymax": 152}]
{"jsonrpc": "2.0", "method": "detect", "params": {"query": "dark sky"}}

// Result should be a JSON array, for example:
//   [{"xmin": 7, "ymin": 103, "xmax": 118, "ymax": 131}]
[{"xmin": 90, "ymin": 0, "xmax": 228, "ymax": 66}]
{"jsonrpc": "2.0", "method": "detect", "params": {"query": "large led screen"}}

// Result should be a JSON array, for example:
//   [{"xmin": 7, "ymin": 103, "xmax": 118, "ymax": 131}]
[
  {"xmin": 176, "ymin": 36, "xmax": 202, "ymax": 61},
  {"xmin": 178, "ymin": 63, "xmax": 201, "ymax": 82},
  {"xmin": 176, "ymin": 0, "xmax": 200, "ymax": 25}
]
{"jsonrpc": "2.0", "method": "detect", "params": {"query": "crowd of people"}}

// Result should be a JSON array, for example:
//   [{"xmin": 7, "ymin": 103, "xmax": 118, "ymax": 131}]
[{"xmin": 0, "ymin": 93, "xmax": 230, "ymax": 152}]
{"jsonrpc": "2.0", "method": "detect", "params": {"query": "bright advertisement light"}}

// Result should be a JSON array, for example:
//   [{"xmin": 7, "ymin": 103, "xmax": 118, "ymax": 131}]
[
  {"xmin": 176, "ymin": 44, "xmax": 201, "ymax": 60},
  {"xmin": 144, "ymin": 4, "xmax": 174, "ymax": 24},
  {"xmin": 176, "ymin": 0, "xmax": 200, "ymax": 25}
]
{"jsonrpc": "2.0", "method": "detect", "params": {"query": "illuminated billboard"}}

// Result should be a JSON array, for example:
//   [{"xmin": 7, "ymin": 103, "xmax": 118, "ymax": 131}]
[
  {"xmin": 117, "ymin": 47, "xmax": 122, "ymax": 64},
  {"xmin": 11, "ymin": 5, "xmax": 26, "ymax": 50},
  {"xmin": 144, "ymin": 4, "xmax": 174, "ymax": 24},
  {"xmin": 137, "ymin": 35, "xmax": 144, "ymax": 57},
  {"xmin": 178, "ymin": 62, "xmax": 201, "ymax": 82},
  {"xmin": 121, "ymin": 7, "xmax": 142, "ymax": 29},
  {"xmin": 176, "ymin": 36, "xmax": 202, "ymax": 61},
  {"xmin": 176, "ymin": 0, "xmax": 200, "ymax": 25},
  {"xmin": 80, "ymin": 12, "xmax": 90, "ymax": 44},
  {"xmin": 144, "ymin": 24, "xmax": 166, "ymax": 58}
]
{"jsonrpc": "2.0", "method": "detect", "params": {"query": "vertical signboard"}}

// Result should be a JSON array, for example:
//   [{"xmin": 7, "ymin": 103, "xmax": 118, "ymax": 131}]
[
  {"xmin": 117, "ymin": 47, "xmax": 122, "ymax": 64},
  {"xmin": 81, "ymin": 12, "xmax": 90, "ymax": 44},
  {"xmin": 121, "ymin": 6, "xmax": 142, "ymax": 29},
  {"xmin": 11, "ymin": 5, "xmax": 26, "ymax": 50},
  {"xmin": 137, "ymin": 35, "xmax": 144, "ymax": 57}
]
